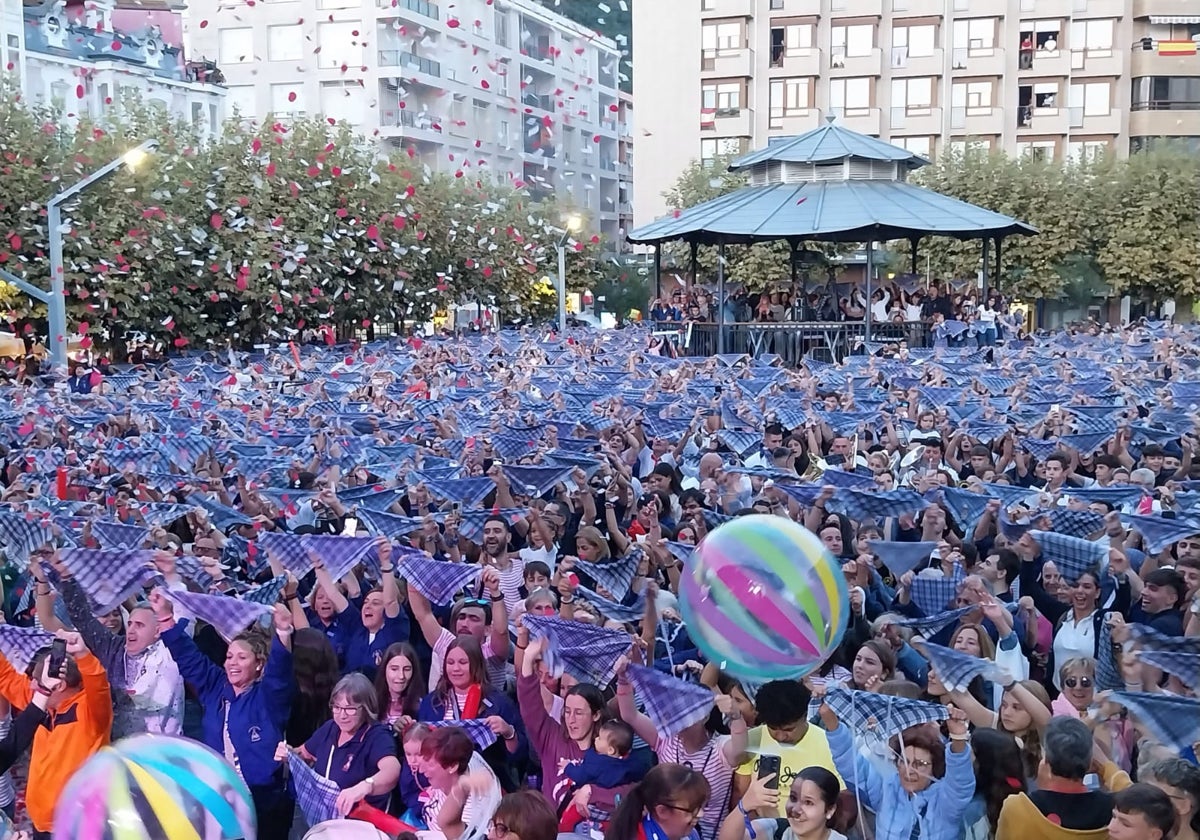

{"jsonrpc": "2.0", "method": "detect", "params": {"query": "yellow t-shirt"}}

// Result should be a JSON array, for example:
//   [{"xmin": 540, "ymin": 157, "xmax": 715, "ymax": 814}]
[{"xmin": 735, "ymin": 724, "xmax": 844, "ymax": 818}]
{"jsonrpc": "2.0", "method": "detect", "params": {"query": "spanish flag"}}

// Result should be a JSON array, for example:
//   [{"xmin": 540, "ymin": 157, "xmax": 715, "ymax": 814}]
[{"xmin": 1158, "ymin": 40, "xmax": 1198, "ymax": 56}]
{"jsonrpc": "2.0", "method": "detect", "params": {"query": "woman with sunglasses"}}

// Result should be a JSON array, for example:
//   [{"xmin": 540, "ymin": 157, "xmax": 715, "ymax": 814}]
[
  {"xmin": 814, "ymin": 685, "xmax": 975, "ymax": 840},
  {"xmin": 1052, "ymin": 657, "xmax": 1135, "ymax": 771},
  {"xmin": 604, "ymin": 764, "xmax": 712, "ymax": 840},
  {"xmin": 282, "ymin": 672, "xmax": 401, "ymax": 818}
]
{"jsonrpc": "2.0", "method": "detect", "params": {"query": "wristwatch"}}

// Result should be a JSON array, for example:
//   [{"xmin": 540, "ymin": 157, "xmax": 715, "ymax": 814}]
[{"xmin": 363, "ymin": 775, "xmax": 376, "ymax": 791}]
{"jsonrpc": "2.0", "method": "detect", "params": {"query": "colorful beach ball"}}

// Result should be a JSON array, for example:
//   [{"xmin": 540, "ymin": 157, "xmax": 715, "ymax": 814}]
[
  {"xmin": 53, "ymin": 734, "xmax": 256, "ymax": 840},
  {"xmin": 678, "ymin": 515, "xmax": 849, "ymax": 681}
]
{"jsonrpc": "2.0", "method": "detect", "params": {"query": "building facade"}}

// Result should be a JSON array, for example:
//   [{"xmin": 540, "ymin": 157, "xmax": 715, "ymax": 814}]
[
  {"xmin": 1, "ymin": 0, "xmax": 226, "ymax": 135},
  {"xmin": 185, "ymin": 0, "xmax": 631, "ymax": 243},
  {"xmin": 632, "ymin": 0, "xmax": 1200, "ymax": 226}
]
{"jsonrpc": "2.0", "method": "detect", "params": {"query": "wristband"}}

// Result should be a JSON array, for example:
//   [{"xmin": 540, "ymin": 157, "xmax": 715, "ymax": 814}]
[
  {"xmin": 32, "ymin": 683, "xmax": 52, "ymax": 697},
  {"xmin": 948, "ymin": 732, "xmax": 970, "ymax": 741},
  {"xmin": 491, "ymin": 593, "xmax": 504, "ymax": 603},
  {"xmin": 737, "ymin": 800, "xmax": 757, "ymax": 839},
  {"xmin": 380, "ymin": 565, "xmax": 394, "ymax": 573},
  {"xmin": 156, "ymin": 615, "xmax": 174, "ymax": 624},
  {"xmin": 560, "ymin": 596, "xmax": 575, "ymax": 604}
]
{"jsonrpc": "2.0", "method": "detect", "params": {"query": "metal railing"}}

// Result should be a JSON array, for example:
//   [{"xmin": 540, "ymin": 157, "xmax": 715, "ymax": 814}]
[
  {"xmin": 671, "ymin": 321, "xmax": 933, "ymax": 364},
  {"xmin": 1132, "ymin": 99, "xmax": 1200, "ymax": 111}
]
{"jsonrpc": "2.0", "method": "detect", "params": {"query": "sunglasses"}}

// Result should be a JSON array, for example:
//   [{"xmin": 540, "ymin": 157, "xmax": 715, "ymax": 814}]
[
  {"xmin": 1064, "ymin": 676, "xmax": 1093, "ymax": 689},
  {"xmin": 460, "ymin": 597, "xmax": 489, "ymax": 608}
]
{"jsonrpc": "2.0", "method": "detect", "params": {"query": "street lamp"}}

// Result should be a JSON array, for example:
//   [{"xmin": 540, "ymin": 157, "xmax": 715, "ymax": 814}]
[
  {"xmin": 0, "ymin": 139, "xmax": 160, "ymax": 370},
  {"xmin": 555, "ymin": 213, "xmax": 583, "ymax": 334}
]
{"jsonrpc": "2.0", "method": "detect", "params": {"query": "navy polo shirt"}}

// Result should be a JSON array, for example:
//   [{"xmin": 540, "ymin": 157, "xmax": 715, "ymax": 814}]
[
  {"xmin": 303, "ymin": 720, "xmax": 397, "ymax": 811},
  {"xmin": 340, "ymin": 606, "xmax": 410, "ymax": 679}
]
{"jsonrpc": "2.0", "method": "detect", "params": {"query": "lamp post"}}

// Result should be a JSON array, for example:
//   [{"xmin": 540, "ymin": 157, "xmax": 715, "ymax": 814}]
[
  {"xmin": 555, "ymin": 214, "xmax": 583, "ymax": 334},
  {"xmin": 0, "ymin": 140, "xmax": 159, "ymax": 371}
]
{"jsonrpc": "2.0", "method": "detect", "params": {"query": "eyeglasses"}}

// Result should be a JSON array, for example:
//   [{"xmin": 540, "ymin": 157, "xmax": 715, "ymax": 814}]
[
  {"xmin": 663, "ymin": 804, "xmax": 703, "ymax": 821},
  {"xmin": 896, "ymin": 757, "xmax": 934, "ymax": 769},
  {"xmin": 488, "ymin": 820, "xmax": 513, "ymax": 837},
  {"xmin": 331, "ymin": 704, "xmax": 360, "ymax": 715},
  {"xmin": 1064, "ymin": 676, "xmax": 1093, "ymax": 689}
]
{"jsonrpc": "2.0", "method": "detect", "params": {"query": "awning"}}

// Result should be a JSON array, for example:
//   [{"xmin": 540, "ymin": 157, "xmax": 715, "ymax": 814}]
[{"xmin": 1150, "ymin": 15, "xmax": 1200, "ymax": 24}]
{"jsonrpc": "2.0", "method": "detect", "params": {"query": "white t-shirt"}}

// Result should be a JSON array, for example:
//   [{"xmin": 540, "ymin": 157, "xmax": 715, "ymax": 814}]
[{"xmin": 429, "ymin": 628, "xmax": 504, "ymax": 692}]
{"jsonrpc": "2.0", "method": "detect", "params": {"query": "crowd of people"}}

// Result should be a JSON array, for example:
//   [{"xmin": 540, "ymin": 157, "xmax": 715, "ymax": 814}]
[
  {"xmin": 0, "ymin": 319, "xmax": 1197, "ymax": 840},
  {"xmin": 649, "ymin": 281, "xmax": 1030, "ymax": 347}
]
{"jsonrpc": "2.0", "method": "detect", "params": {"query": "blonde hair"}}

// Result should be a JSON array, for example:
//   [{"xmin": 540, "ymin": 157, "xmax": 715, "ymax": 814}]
[
  {"xmin": 574, "ymin": 526, "xmax": 611, "ymax": 560},
  {"xmin": 1058, "ymin": 656, "xmax": 1096, "ymax": 683}
]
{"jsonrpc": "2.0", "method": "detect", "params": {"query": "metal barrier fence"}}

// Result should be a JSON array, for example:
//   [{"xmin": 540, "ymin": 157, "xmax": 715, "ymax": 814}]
[{"xmin": 672, "ymin": 320, "xmax": 932, "ymax": 364}]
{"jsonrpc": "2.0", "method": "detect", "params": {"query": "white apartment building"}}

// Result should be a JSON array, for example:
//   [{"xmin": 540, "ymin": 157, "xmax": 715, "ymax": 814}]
[
  {"xmin": 632, "ymin": 0, "xmax": 1200, "ymax": 226},
  {"xmin": 1, "ymin": 0, "xmax": 226, "ymax": 135},
  {"xmin": 186, "ymin": 0, "xmax": 632, "ymax": 243}
]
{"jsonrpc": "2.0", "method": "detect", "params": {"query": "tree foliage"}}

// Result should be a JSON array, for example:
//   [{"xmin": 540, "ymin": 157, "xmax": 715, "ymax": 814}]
[
  {"xmin": 661, "ymin": 156, "xmax": 852, "ymax": 292},
  {"xmin": 0, "ymin": 87, "xmax": 605, "ymax": 349},
  {"xmin": 906, "ymin": 145, "xmax": 1200, "ymax": 300}
]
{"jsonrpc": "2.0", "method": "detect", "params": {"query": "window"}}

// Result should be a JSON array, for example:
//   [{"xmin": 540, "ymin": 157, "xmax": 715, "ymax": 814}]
[
  {"xmin": 1069, "ymin": 18, "xmax": 1113, "ymax": 68},
  {"xmin": 701, "ymin": 81, "xmax": 742, "ymax": 114},
  {"xmin": 831, "ymin": 23, "xmax": 874, "ymax": 59},
  {"xmin": 268, "ymin": 25, "xmax": 303, "ymax": 61},
  {"xmin": 951, "ymin": 80, "xmax": 993, "ymax": 110},
  {"xmin": 1019, "ymin": 20, "xmax": 1061, "ymax": 54},
  {"xmin": 219, "ymin": 28, "xmax": 253, "ymax": 64},
  {"xmin": 1067, "ymin": 140, "xmax": 1108, "ymax": 162},
  {"xmin": 769, "ymin": 77, "xmax": 810, "ymax": 126},
  {"xmin": 1133, "ymin": 76, "xmax": 1200, "ymax": 109},
  {"xmin": 701, "ymin": 21, "xmax": 743, "ymax": 52},
  {"xmin": 700, "ymin": 137, "xmax": 745, "ymax": 166},
  {"xmin": 892, "ymin": 24, "xmax": 936, "ymax": 61},
  {"xmin": 895, "ymin": 135, "xmax": 933, "ymax": 157},
  {"xmin": 271, "ymin": 83, "xmax": 305, "ymax": 116},
  {"xmin": 1017, "ymin": 140, "xmax": 1056, "ymax": 159},
  {"xmin": 319, "ymin": 0, "xmax": 358, "ymax": 9},
  {"xmin": 830, "ymin": 77, "xmax": 872, "ymax": 114},
  {"xmin": 321, "ymin": 81, "xmax": 366, "ymax": 124},
  {"xmin": 769, "ymin": 23, "xmax": 814, "ymax": 66},
  {"xmin": 225, "ymin": 86, "xmax": 256, "ymax": 117},
  {"xmin": 1070, "ymin": 81, "xmax": 1110, "ymax": 116},
  {"xmin": 953, "ymin": 18, "xmax": 995, "ymax": 52},
  {"xmin": 770, "ymin": 0, "xmax": 784, "ymax": 7},
  {"xmin": 892, "ymin": 77, "xmax": 934, "ymax": 111},
  {"xmin": 318, "ymin": 22, "xmax": 363, "ymax": 68},
  {"xmin": 495, "ymin": 10, "xmax": 509, "ymax": 47}
]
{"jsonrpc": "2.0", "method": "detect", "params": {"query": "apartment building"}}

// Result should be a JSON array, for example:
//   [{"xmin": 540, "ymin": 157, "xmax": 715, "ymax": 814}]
[
  {"xmin": 185, "ymin": 0, "xmax": 631, "ymax": 243},
  {"xmin": 632, "ymin": 0, "xmax": 1200, "ymax": 226},
  {"xmin": 0, "ymin": 0, "xmax": 225, "ymax": 135}
]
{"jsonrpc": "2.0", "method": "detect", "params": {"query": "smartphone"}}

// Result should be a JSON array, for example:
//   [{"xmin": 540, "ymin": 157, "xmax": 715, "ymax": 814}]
[
  {"xmin": 758, "ymin": 755, "xmax": 781, "ymax": 790},
  {"xmin": 48, "ymin": 639, "xmax": 67, "ymax": 677},
  {"xmin": 452, "ymin": 501, "xmax": 461, "ymax": 515},
  {"xmin": 342, "ymin": 517, "xmax": 358, "ymax": 537}
]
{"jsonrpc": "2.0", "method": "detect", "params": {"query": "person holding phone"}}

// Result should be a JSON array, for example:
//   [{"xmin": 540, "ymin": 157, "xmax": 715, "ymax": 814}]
[
  {"xmin": 0, "ymin": 630, "xmax": 112, "ymax": 839},
  {"xmin": 719, "ymin": 766, "xmax": 850, "ymax": 840}
]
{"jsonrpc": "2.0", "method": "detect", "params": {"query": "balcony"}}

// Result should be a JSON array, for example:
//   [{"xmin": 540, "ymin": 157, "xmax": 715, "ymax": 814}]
[
  {"xmin": 830, "ymin": 106, "xmax": 882, "ymax": 135},
  {"xmin": 1018, "ymin": 105, "xmax": 1070, "ymax": 134},
  {"xmin": 701, "ymin": 47, "xmax": 754, "ymax": 78},
  {"xmin": 951, "ymin": 46, "xmax": 1006, "ymax": 78},
  {"xmin": 700, "ymin": 0, "xmax": 754, "ymax": 17},
  {"xmin": 889, "ymin": 46, "xmax": 944, "ymax": 78},
  {"xmin": 1070, "ymin": 48, "xmax": 1124, "ymax": 78},
  {"xmin": 523, "ymin": 93, "xmax": 555, "ymax": 112},
  {"xmin": 830, "ymin": 46, "xmax": 883, "ymax": 77},
  {"xmin": 376, "ymin": 0, "xmax": 439, "ymax": 21},
  {"xmin": 829, "ymin": 0, "xmax": 884, "ymax": 16},
  {"xmin": 768, "ymin": 108, "xmax": 823, "ymax": 134},
  {"xmin": 949, "ymin": 105, "xmax": 1004, "ymax": 136},
  {"xmin": 378, "ymin": 50, "xmax": 442, "ymax": 80},
  {"xmin": 1130, "ymin": 103, "xmax": 1200, "ymax": 137},
  {"xmin": 769, "ymin": 47, "xmax": 822, "ymax": 78},
  {"xmin": 378, "ymin": 107, "xmax": 446, "ymax": 143},
  {"xmin": 1020, "ymin": 48, "xmax": 1072, "ymax": 77},
  {"xmin": 1068, "ymin": 107, "xmax": 1123, "ymax": 135},
  {"xmin": 891, "ymin": 0, "xmax": 951, "ymax": 17},
  {"xmin": 1132, "ymin": 48, "xmax": 1200, "ymax": 77},
  {"xmin": 889, "ymin": 105, "xmax": 944, "ymax": 135},
  {"xmin": 1132, "ymin": 0, "xmax": 1198, "ymax": 18},
  {"xmin": 700, "ymin": 106, "xmax": 754, "ymax": 137},
  {"xmin": 1072, "ymin": 0, "xmax": 1126, "ymax": 17}
]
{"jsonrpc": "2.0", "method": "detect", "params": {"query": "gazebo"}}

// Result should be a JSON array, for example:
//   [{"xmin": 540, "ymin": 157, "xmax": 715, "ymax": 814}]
[{"xmin": 627, "ymin": 119, "xmax": 1037, "ymax": 359}]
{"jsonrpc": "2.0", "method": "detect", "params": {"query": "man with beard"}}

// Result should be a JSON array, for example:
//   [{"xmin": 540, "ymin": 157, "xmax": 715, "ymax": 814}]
[
  {"xmin": 408, "ymin": 565, "xmax": 511, "ymax": 692},
  {"xmin": 479, "ymin": 516, "xmax": 525, "ymax": 614}
]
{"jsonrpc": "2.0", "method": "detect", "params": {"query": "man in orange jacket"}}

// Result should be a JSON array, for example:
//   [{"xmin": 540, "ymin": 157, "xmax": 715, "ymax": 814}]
[{"xmin": 0, "ymin": 629, "xmax": 112, "ymax": 838}]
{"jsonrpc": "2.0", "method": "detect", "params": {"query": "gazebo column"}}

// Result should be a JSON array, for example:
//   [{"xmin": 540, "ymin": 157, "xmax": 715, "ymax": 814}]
[
  {"xmin": 865, "ymin": 235, "xmax": 876, "ymax": 343},
  {"xmin": 689, "ymin": 241, "xmax": 699, "ymax": 292},
  {"xmin": 994, "ymin": 237, "xmax": 1003, "ymax": 297},
  {"xmin": 981, "ymin": 237, "xmax": 991, "ymax": 301},
  {"xmin": 717, "ymin": 241, "xmax": 727, "ymax": 355},
  {"xmin": 654, "ymin": 245, "xmax": 662, "ymax": 302},
  {"xmin": 910, "ymin": 237, "xmax": 920, "ymax": 275}
]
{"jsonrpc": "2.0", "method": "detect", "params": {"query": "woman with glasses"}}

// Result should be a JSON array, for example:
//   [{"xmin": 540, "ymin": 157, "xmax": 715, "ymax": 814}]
[
  {"xmin": 486, "ymin": 791, "xmax": 558, "ymax": 840},
  {"xmin": 285, "ymin": 672, "xmax": 401, "ymax": 817},
  {"xmin": 1051, "ymin": 657, "xmax": 1135, "ymax": 771},
  {"xmin": 603, "ymin": 764, "xmax": 712, "ymax": 840},
  {"xmin": 814, "ymin": 685, "xmax": 975, "ymax": 840}
]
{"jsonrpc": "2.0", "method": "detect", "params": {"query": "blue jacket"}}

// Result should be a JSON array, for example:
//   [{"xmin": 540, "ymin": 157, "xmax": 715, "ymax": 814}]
[
  {"xmin": 828, "ymin": 724, "xmax": 974, "ymax": 840},
  {"xmin": 339, "ymin": 605, "xmax": 410, "ymax": 679},
  {"xmin": 161, "ymin": 621, "xmax": 294, "ymax": 795}
]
